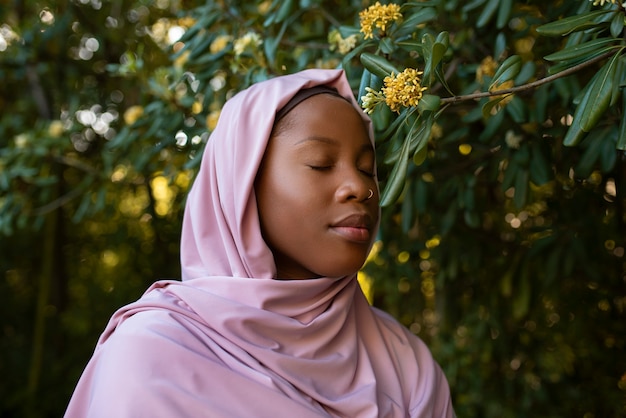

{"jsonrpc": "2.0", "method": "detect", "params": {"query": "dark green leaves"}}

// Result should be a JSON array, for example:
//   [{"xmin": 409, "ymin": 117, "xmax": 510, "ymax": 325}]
[
  {"xmin": 536, "ymin": 10, "xmax": 615, "ymax": 36},
  {"xmin": 563, "ymin": 51, "xmax": 621, "ymax": 146},
  {"xmin": 360, "ymin": 53, "xmax": 399, "ymax": 78}
]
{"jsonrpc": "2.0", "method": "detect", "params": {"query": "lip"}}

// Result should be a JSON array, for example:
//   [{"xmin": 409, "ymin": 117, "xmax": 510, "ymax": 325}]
[{"xmin": 330, "ymin": 213, "xmax": 374, "ymax": 243}]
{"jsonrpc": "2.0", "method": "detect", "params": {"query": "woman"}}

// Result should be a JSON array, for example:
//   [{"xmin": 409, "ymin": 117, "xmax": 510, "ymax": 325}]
[{"xmin": 65, "ymin": 69, "xmax": 454, "ymax": 417}]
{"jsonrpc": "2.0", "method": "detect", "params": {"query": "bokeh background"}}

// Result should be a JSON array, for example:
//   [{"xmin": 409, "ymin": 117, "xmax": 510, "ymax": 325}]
[{"xmin": 1, "ymin": 0, "xmax": 625, "ymax": 416}]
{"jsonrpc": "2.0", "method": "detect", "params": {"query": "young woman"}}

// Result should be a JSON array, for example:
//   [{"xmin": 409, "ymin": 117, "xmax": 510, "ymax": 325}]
[{"xmin": 65, "ymin": 69, "xmax": 454, "ymax": 417}]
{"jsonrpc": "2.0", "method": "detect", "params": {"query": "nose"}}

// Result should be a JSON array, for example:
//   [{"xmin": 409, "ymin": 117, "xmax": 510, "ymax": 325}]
[{"xmin": 335, "ymin": 168, "xmax": 377, "ymax": 203}]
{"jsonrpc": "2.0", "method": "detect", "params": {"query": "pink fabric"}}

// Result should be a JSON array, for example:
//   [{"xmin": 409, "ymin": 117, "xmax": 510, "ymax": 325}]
[{"xmin": 65, "ymin": 69, "xmax": 454, "ymax": 417}]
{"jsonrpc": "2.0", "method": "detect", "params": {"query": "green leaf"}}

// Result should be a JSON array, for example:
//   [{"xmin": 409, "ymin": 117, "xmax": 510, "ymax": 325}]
[
  {"xmin": 358, "ymin": 69, "xmax": 372, "ymax": 106},
  {"xmin": 337, "ymin": 25, "xmax": 361, "ymax": 38},
  {"xmin": 610, "ymin": 53, "xmax": 624, "ymax": 106},
  {"xmin": 610, "ymin": 11, "xmax": 625, "ymax": 37},
  {"xmin": 394, "ymin": 7, "xmax": 438, "ymax": 38},
  {"xmin": 462, "ymin": 0, "xmax": 487, "ymax": 13},
  {"xmin": 574, "ymin": 129, "xmax": 604, "ymax": 177},
  {"xmin": 413, "ymin": 178, "xmax": 428, "ymax": 214},
  {"xmin": 270, "ymin": 0, "xmax": 294, "ymax": 25},
  {"xmin": 379, "ymin": 37, "xmax": 396, "ymax": 55},
  {"xmin": 413, "ymin": 141, "xmax": 428, "ymax": 166},
  {"xmin": 380, "ymin": 133, "xmax": 411, "ymax": 207},
  {"xmin": 482, "ymin": 95, "xmax": 510, "ymax": 119},
  {"xmin": 505, "ymin": 96, "xmax": 526, "ymax": 124},
  {"xmin": 401, "ymin": 180, "xmax": 414, "ymax": 233},
  {"xmin": 600, "ymin": 129, "xmax": 617, "ymax": 172},
  {"xmin": 529, "ymin": 142, "xmax": 551, "ymax": 185},
  {"xmin": 396, "ymin": 39, "xmax": 424, "ymax": 53},
  {"xmin": 562, "ymin": 110, "xmax": 587, "ymax": 147},
  {"xmin": 512, "ymin": 264, "xmax": 531, "ymax": 320},
  {"xmin": 535, "ymin": 10, "xmax": 614, "ymax": 36},
  {"xmin": 543, "ymin": 38, "xmax": 616, "ymax": 62},
  {"xmin": 417, "ymin": 94, "xmax": 441, "ymax": 112},
  {"xmin": 547, "ymin": 47, "xmax": 617, "ymax": 75},
  {"xmin": 496, "ymin": 0, "xmax": 513, "ymax": 29},
  {"xmin": 489, "ymin": 55, "xmax": 521, "ymax": 91},
  {"xmin": 264, "ymin": 17, "xmax": 292, "ymax": 66},
  {"xmin": 618, "ymin": 90, "xmax": 626, "ymax": 150},
  {"xmin": 424, "ymin": 37, "xmax": 448, "ymax": 85},
  {"xmin": 341, "ymin": 41, "xmax": 371, "ymax": 67},
  {"xmin": 502, "ymin": 158, "xmax": 518, "ymax": 191},
  {"xmin": 360, "ymin": 53, "xmax": 399, "ymax": 79},
  {"xmin": 579, "ymin": 52, "xmax": 619, "ymax": 132},
  {"xmin": 515, "ymin": 61, "xmax": 536, "ymax": 85},
  {"xmin": 477, "ymin": 0, "xmax": 500, "ymax": 28},
  {"xmin": 410, "ymin": 114, "xmax": 433, "ymax": 165},
  {"xmin": 379, "ymin": 109, "xmax": 411, "ymax": 143},
  {"xmin": 479, "ymin": 105, "xmax": 505, "ymax": 142},
  {"xmin": 513, "ymin": 168, "xmax": 529, "ymax": 208}
]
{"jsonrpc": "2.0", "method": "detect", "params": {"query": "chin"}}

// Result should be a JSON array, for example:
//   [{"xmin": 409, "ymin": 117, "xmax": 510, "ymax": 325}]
[{"xmin": 319, "ymin": 262, "xmax": 367, "ymax": 279}]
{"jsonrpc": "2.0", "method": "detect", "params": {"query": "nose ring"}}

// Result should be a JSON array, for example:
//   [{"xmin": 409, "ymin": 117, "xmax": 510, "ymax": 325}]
[{"xmin": 366, "ymin": 189, "xmax": 374, "ymax": 200}]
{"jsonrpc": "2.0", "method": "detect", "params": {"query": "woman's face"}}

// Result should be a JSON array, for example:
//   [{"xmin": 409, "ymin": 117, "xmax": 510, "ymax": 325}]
[{"xmin": 255, "ymin": 93, "xmax": 379, "ymax": 279}]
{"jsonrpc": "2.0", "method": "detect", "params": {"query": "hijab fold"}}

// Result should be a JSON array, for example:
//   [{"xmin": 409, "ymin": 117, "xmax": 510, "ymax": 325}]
[{"xmin": 65, "ymin": 69, "xmax": 454, "ymax": 418}]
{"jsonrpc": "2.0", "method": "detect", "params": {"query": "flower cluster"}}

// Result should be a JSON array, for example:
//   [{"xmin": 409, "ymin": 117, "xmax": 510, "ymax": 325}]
[
  {"xmin": 233, "ymin": 32, "xmax": 262, "ymax": 56},
  {"xmin": 589, "ymin": 0, "xmax": 626, "ymax": 7},
  {"xmin": 206, "ymin": 110, "xmax": 221, "ymax": 131},
  {"xmin": 210, "ymin": 35, "xmax": 233, "ymax": 54},
  {"xmin": 359, "ymin": 2, "xmax": 402, "ymax": 40},
  {"xmin": 328, "ymin": 29, "xmax": 358, "ymax": 54},
  {"xmin": 361, "ymin": 68, "xmax": 427, "ymax": 114},
  {"xmin": 489, "ymin": 79, "xmax": 514, "ymax": 107},
  {"xmin": 382, "ymin": 68, "xmax": 427, "ymax": 112},
  {"xmin": 124, "ymin": 105, "xmax": 144, "ymax": 125},
  {"xmin": 361, "ymin": 87, "xmax": 386, "ymax": 114},
  {"xmin": 476, "ymin": 56, "xmax": 497, "ymax": 83}
]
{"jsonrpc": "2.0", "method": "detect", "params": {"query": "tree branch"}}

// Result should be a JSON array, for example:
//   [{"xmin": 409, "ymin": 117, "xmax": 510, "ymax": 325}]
[{"xmin": 440, "ymin": 49, "xmax": 618, "ymax": 105}]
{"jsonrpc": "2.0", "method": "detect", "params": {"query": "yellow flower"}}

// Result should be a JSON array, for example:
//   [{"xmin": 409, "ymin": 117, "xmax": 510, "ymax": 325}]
[
  {"xmin": 360, "ymin": 87, "xmax": 386, "ymax": 114},
  {"xmin": 206, "ymin": 110, "xmax": 221, "ymax": 131},
  {"xmin": 14, "ymin": 134, "xmax": 29, "ymax": 148},
  {"xmin": 359, "ymin": 2, "xmax": 402, "ymax": 40},
  {"xmin": 476, "ymin": 56, "xmax": 497, "ymax": 83},
  {"xmin": 328, "ymin": 29, "xmax": 358, "ymax": 54},
  {"xmin": 177, "ymin": 17, "xmax": 196, "ymax": 28},
  {"xmin": 124, "ymin": 105, "xmax": 144, "ymax": 125},
  {"xmin": 48, "ymin": 120, "xmax": 64, "ymax": 138},
  {"xmin": 382, "ymin": 68, "xmax": 427, "ymax": 113},
  {"xmin": 590, "ymin": 0, "xmax": 626, "ymax": 7},
  {"xmin": 505, "ymin": 129, "xmax": 522, "ymax": 149},
  {"xmin": 192, "ymin": 101, "xmax": 203, "ymax": 114},
  {"xmin": 258, "ymin": 0, "xmax": 272, "ymax": 14},
  {"xmin": 430, "ymin": 123, "xmax": 443, "ymax": 140},
  {"xmin": 174, "ymin": 50, "xmax": 189, "ymax": 68},
  {"xmin": 210, "ymin": 35, "xmax": 232, "ymax": 54},
  {"xmin": 489, "ymin": 79, "xmax": 514, "ymax": 106},
  {"xmin": 233, "ymin": 32, "xmax": 262, "ymax": 56}
]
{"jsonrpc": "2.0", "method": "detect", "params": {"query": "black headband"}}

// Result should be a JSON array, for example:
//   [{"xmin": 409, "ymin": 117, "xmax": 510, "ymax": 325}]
[{"xmin": 274, "ymin": 85, "xmax": 344, "ymax": 122}]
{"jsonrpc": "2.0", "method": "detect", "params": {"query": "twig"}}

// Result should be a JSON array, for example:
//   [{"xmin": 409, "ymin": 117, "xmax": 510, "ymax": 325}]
[
  {"xmin": 440, "ymin": 49, "xmax": 618, "ymax": 105},
  {"xmin": 53, "ymin": 155, "xmax": 99, "ymax": 175},
  {"xmin": 32, "ymin": 184, "xmax": 86, "ymax": 216}
]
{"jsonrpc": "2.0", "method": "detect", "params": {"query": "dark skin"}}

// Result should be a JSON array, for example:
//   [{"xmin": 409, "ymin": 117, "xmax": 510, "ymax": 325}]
[{"xmin": 255, "ymin": 94, "xmax": 380, "ymax": 279}]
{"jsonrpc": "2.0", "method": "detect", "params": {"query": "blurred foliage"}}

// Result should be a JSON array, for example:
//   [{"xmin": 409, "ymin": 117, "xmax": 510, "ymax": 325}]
[{"xmin": 1, "ymin": 0, "xmax": 625, "ymax": 416}]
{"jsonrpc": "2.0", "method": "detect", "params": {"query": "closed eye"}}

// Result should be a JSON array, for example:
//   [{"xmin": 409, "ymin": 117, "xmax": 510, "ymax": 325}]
[
  {"xmin": 308, "ymin": 165, "xmax": 333, "ymax": 171},
  {"xmin": 360, "ymin": 169, "xmax": 376, "ymax": 178}
]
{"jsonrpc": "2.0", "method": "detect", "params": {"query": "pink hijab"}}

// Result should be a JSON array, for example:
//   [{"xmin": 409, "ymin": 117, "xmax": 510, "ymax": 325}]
[{"xmin": 65, "ymin": 69, "xmax": 454, "ymax": 417}]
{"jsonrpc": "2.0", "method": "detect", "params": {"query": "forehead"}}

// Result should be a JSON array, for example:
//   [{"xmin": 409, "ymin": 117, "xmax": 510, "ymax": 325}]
[{"xmin": 272, "ymin": 94, "xmax": 372, "ymax": 145}]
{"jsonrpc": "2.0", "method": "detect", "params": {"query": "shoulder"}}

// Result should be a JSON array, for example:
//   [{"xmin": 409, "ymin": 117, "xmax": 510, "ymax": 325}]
[
  {"xmin": 370, "ymin": 306, "xmax": 428, "ymax": 351},
  {"xmin": 370, "ymin": 306, "xmax": 455, "ymax": 417},
  {"xmin": 66, "ymin": 309, "xmax": 220, "ymax": 418}
]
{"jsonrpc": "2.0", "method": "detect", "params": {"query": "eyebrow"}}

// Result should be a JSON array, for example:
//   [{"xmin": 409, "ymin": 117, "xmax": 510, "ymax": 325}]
[
  {"xmin": 294, "ymin": 136, "xmax": 374, "ymax": 153},
  {"xmin": 294, "ymin": 136, "xmax": 339, "ymax": 146}
]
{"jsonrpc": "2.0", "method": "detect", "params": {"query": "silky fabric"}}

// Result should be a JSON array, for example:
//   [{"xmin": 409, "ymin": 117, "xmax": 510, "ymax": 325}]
[{"xmin": 65, "ymin": 69, "xmax": 454, "ymax": 417}]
